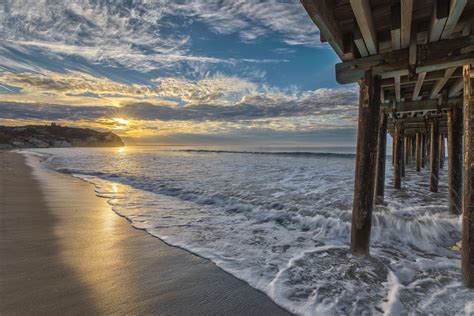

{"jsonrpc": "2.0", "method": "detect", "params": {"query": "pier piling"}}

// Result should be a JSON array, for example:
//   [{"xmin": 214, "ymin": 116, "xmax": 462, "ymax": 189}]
[
  {"xmin": 448, "ymin": 104, "xmax": 463, "ymax": 215},
  {"xmin": 462, "ymin": 64, "xmax": 474, "ymax": 287},
  {"xmin": 351, "ymin": 71, "xmax": 380, "ymax": 256},
  {"xmin": 394, "ymin": 121, "xmax": 403, "ymax": 190},
  {"xmin": 430, "ymin": 119, "xmax": 440, "ymax": 192},
  {"xmin": 375, "ymin": 110, "xmax": 387, "ymax": 205},
  {"xmin": 439, "ymin": 134, "xmax": 445, "ymax": 169},
  {"xmin": 416, "ymin": 132, "xmax": 422, "ymax": 172}
]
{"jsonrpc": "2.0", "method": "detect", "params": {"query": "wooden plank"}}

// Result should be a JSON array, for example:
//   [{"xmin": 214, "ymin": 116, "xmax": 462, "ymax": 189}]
[
  {"xmin": 409, "ymin": 23, "xmax": 417, "ymax": 67},
  {"xmin": 354, "ymin": 21, "xmax": 369, "ymax": 57},
  {"xmin": 441, "ymin": 0, "xmax": 468, "ymax": 40},
  {"xmin": 401, "ymin": 0, "xmax": 414, "ymax": 49},
  {"xmin": 391, "ymin": 4, "xmax": 401, "ymax": 51},
  {"xmin": 413, "ymin": 72, "xmax": 427, "ymax": 101},
  {"xmin": 430, "ymin": 67, "xmax": 457, "ymax": 99},
  {"xmin": 449, "ymin": 78, "xmax": 464, "ymax": 97},
  {"xmin": 300, "ymin": 0, "xmax": 346, "ymax": 60},
  {"xmin": 351, "ymin": 71, "xmax": 380, "ymax": 256},
  {"xmin": 350, "ymin": 0, "xmax": 377, "ymax": 55},
  {"xmin": 429, "ymin": 0, "xmax": 450, "ymax": 42},
  {"xmin": 335, "ymin": 35, "xmax": 474, "ymax": 84},
  {"xmin": 462, "ymin": 63, "xmax": 474, "ymax": 287}
]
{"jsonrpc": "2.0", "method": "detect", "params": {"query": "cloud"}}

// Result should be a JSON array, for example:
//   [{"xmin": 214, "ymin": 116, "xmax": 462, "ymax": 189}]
[
  {"xmin": 170, "ymin": 1, "xmax": 320, "ymax": 46},
  {"xmin": 0, "ymin": 87, "xmax": 357, "ymax": 125},
  {"xmin": 121, "ymin": 88, "xmax": 357, "ymax": 123},
  {"xmin": 0, "ymin": 70, "xmax": 261, "ymax": 106},
  {"xmin": 0, "ymin": 0, "xmax": 305, "ymax": 74}
]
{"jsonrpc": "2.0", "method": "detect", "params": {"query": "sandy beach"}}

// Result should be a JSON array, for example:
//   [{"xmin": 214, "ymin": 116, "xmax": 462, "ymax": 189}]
[{"xmin": 0, "ymin": 151, "xmax": 289, "ymax": 315}]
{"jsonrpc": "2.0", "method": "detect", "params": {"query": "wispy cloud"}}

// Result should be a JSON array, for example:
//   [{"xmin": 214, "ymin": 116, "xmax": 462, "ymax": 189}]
[{"xmin": 0, "ymin": 0, "xmax": 309, "ymax": 74}]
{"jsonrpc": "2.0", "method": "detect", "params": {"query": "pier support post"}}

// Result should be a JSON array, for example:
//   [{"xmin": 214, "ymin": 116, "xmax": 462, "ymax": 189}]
[
  {"xmin": 394, "ymin": 120, "xmax": 403, "ymax": 189},
  {"xmin": 351, "ymin": 70, "xmax": 380, "ymax": 256},
  {"xmin": 416, "ymin": 132, "xmax": 422, "ymax": 172},
  {"xmin": 439, "ymin": 133, "xmax": 445, "ymax": 169},
  {"xmin": 401, "ymin": 135, "xmax": 406, "ymax": 177},
  {"xmin": 405, "ymin": 136, "xmax": 410, "ymax": 166},
  {"xmin": 430, "ymin": 119, "xmax": 440, "ymax": 192},
  {"xmin": 422, "ymin": 133, "xmax": 427, "ymax": 168},
  {"xmin": 375, "ymin": 110, "xmax": 387, "ymax": 205},
  {"xmin": 462, "ymin": 63, "xmax": 474, "ymax": 287},
  {"xmin": 392, "ymin": 136, "xmax": 395, "ymax": 166},
  {"xmin": 448, "ymin": 104, "xmax": 463, "ymax": 215}
]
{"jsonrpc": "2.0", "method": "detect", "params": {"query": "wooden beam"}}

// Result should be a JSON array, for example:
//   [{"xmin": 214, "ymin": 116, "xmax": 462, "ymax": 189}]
[
  {"xmin": 350, "ymin": 0, "xmax": 377, "ymax": 55},
  {"xmin": 382, "ymin": 69, "xmax": 463, "ymax": 88},
  {"xmin": 336, "ymin": 35, "xmax": 474, "ymax": 84},
  {"xmin": 382, "ymin": 69, "xmax": 463, "ymax": 89},
  {"xmin": 462, "ymin": 63, "xmax": 474, "ymax": 287},
  {"xmin": 449, "ymin": 78, "xmax": 464, "ymax": 97},
  {"xmin": 409, "ymin": 23, "xmax": 417, "ymax": 68},
  {"xmin": 391, "ymin": 4, "xmax": 401, "ymax": 51},
  {"xmin": 430, "ymin": 67, "xmax": 457, "ymax": 99},
  {"xmin": 395, "ymin": 75, "xmax": 401, "ymax": 102},
  {"xmin": 413, "ymin": 72, "xmax": 426, "ymax": 101},
  {"xmin": 300, "ymin": 0, "xmax": 346, "ymax": 60},
  {"xmin": 429, "ymin": 0, "xmax": 450, "ymax": 42},
  {"xmin": 351, "ymin": 71, "xmax": 380, "ymax": 256},
  {"xmin": 354, "ymin": 21, "xmax": 369, "ymax": 57},
  {"xmin": 384, "ymin": 97, "xmax": 460, "ymax": 114},
  {"xmin": 401, "ymin": 0, "xmax": 413, "ymax": 49},
  {"xmin": 441, "ymin": 0, "xmax": 468, "ymax": 40}
]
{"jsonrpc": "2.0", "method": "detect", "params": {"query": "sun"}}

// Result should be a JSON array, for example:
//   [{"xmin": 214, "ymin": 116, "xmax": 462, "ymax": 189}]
[{"xmin": 113, "ymin": 118, "xmax": 129, "ymax": 125}]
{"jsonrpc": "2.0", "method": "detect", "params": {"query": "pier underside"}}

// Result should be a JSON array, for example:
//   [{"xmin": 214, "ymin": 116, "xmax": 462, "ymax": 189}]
[{"xmin": 301, "ymin": 0, "xmax": 474, "ymax": 286}]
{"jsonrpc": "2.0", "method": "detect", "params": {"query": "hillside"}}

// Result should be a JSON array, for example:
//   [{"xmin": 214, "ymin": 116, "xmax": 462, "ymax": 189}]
[{"xmin": 0, "ymin": 124, "xmax": 124, "ymax": 149}]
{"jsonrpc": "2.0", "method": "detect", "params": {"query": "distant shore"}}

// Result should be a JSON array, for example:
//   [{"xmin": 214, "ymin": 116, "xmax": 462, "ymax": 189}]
[{"xmin": 0, "ymin": 151, "xmax": 289, "ymax": 315}]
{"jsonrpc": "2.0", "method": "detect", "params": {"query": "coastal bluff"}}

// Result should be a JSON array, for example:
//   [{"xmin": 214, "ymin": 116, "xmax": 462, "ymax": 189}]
[{"xmin": 0, "ymin": 124, "xmax": 124, "ymax": 149}]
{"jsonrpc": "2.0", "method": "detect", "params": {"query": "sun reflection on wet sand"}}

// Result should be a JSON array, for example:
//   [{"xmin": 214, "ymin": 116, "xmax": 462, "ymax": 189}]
[{"xmin": 28, "ymin": 156, "xmax": 137, "ymax": 314}]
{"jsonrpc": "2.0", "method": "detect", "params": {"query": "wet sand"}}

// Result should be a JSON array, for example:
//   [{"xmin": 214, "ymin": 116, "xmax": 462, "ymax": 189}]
[{"xmin": 0, "ymin": 151, "xmax": 289, "ymax": 315}]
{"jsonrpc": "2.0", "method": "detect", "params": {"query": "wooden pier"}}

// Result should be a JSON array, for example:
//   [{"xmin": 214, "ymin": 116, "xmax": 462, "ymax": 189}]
[{"xmin": 301, "ymin": 0, "xmax": 474, "ymax": 286}]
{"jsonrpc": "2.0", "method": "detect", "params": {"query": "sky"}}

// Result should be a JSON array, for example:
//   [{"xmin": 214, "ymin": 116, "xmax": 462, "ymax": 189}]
[{"xmin": 0, "ymin": 0, "xmax": 359, "ymax": 146}]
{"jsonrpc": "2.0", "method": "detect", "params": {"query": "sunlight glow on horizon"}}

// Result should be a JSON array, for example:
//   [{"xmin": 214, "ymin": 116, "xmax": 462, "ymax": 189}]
[{"xmin": 113, "ymin": 118, "xmax": 129, "ymax": 125}]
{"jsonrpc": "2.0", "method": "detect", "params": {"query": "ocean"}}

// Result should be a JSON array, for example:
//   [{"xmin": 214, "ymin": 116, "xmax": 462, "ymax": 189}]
[{"xmin": 24, "ymin": 146, "xmax": 473, "ymax": 315}]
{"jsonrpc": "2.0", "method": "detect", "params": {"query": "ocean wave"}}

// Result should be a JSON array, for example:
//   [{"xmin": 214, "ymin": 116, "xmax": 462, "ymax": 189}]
[{"xmin": 175, "ymin": 149, "xmax": 356, "ymax": 158}]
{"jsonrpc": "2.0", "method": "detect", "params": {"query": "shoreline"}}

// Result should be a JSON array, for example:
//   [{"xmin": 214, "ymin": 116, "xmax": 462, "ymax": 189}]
[{"xmin": 0, "ymin": 151, "xmax": 289, "ymax": 315}]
